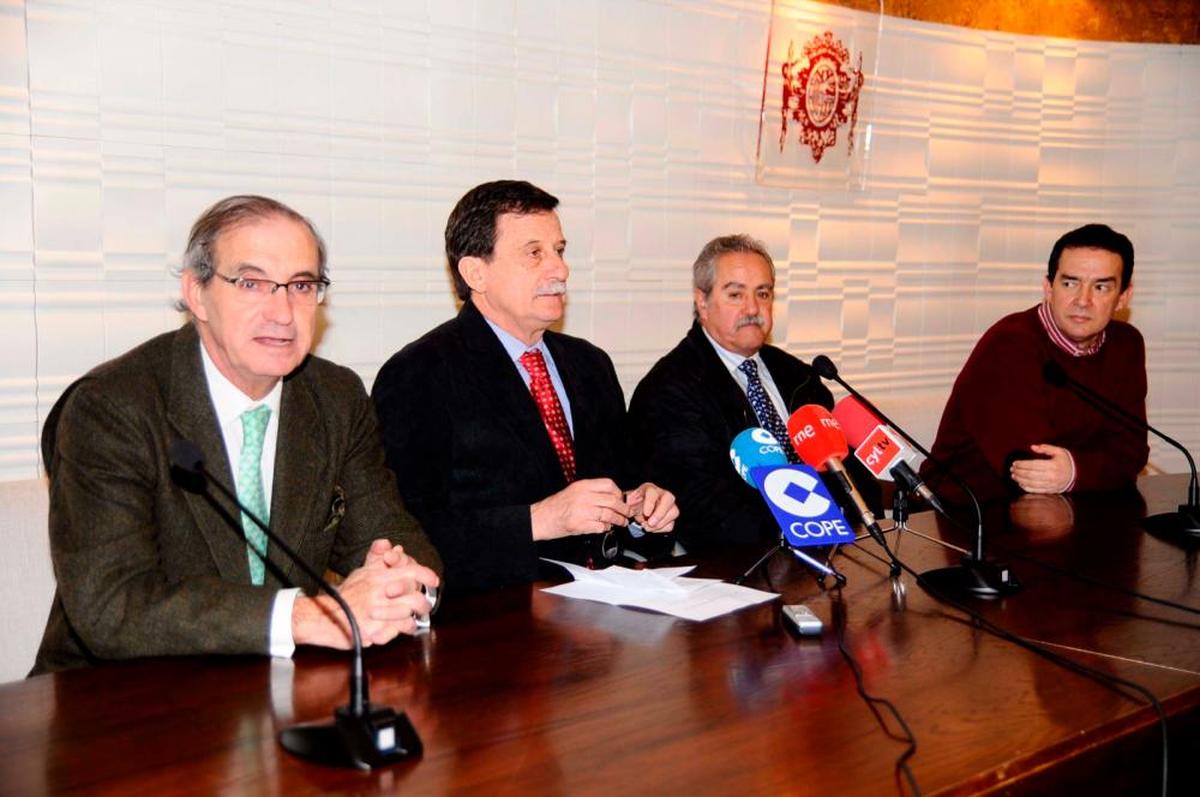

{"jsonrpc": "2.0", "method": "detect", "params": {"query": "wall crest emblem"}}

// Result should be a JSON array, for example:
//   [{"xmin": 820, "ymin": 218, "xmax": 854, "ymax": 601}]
[{"xmin": 780, "ymin": 32, "xmax": 864, "ymax": 163}]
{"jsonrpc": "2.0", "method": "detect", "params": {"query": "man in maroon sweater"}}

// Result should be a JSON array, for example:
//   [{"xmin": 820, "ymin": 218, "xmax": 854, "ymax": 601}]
[{"xmin": 923, "ymin": 224, "xmax": 1148, "ymax": 503}]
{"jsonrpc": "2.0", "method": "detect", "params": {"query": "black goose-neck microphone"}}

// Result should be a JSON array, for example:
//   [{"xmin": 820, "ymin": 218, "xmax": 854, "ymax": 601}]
[
  {"xmin": 811, "ymin": 356, "xmax": 1019, "ymax": 598},
  {"xmin": 1043, "ymin": 360, "xmax": 1200, "ymax": 537},
  {"xmin": 168, "ymin": 439, "xmax": 422, "ymax": 769}
]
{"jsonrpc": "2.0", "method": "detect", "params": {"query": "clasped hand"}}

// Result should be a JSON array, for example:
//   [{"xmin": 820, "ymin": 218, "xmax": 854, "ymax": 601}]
[
  {"xmin": 530, "ymin": 478, "xmax": 679, "ymax": 541},
  {"xmin": 293, "ymin": 539, "xmax": 439, "ymax": 649}
]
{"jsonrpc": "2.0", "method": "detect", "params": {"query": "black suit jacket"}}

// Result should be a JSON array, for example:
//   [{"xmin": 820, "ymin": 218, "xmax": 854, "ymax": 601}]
[
  {"xmin": 372, "ymin": 301, "xmax": 637, "ymax": 595},
  {"xmin": 628, "ymin": 323, "xmax": 878, "ymax": 555},
  {"xmin": 33, "ymin": 324, "xmax": 440, "ymax": 674}
]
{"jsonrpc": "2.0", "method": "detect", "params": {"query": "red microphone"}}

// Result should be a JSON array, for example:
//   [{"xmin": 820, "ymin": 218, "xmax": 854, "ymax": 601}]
[
  {"xmin": 833, "ymin": 396, "xmax": 948, "ymax": 516},
  {"xmin": 787, "ymin": 405, "xmax": 884, "ymax": 541},
  {"xmin": 787, "ymin": 404, "xmax": 849, "ymax": 470}
]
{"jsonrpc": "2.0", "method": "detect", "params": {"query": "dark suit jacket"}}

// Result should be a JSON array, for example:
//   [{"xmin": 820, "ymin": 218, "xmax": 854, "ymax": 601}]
[
  {"xmin": 628, "ymin": 323, "xmax": 879, "ymax": 555},
  {"xmin": 371, "ymin": 301, "xmax": 637, "ymax": 595},
  {"xmin": 33, "ymin": 324, "xmax": 441, "ymax": 674}
]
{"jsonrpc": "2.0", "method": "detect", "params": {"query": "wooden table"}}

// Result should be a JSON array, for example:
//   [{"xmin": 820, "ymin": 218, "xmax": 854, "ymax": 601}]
[{"xmin": 3, "ymin": 475, "xmax": 1200, "ymax": 795}]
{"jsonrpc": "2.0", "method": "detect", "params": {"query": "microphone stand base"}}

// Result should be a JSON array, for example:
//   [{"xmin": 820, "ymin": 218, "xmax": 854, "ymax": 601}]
[
  {"xmin": 279, "ymin": 703, "xmax": 422, "ymax": 770},
  {"xmin": 734, "ymin": 541, "xmax": 846, "ymax": 587},
  {"xmin": 1142, "ymin": 506, "xmax": 1200, "ymax": 541},
  {"xmin": 919, "ymin": 558, "xmax": 1022, "ymax": 601}
]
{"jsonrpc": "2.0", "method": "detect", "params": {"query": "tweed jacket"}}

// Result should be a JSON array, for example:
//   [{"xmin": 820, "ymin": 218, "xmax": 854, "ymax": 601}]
[{"xmin": 33, "ymin": 324, "xmax": 440, "ymax": 673}]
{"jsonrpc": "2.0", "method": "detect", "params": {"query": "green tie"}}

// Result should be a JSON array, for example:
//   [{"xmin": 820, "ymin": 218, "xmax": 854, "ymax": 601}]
[{"xmin": 237, "ymin": 404, "xmax": 272, "ymax": 585}]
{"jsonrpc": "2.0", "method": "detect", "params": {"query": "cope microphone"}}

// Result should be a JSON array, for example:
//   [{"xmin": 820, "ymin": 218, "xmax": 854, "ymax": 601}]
[
  {"xmin": 168, "ymin": 439, "xmax": 423, "ymax": 770},
  {"xmin": 1043, "ymin": 360, "xmax": 1200, "ymax": 538},
  {"xmin": 786, "ymin": 404, "xmax": 889, "ymax": 551},
  {"xmin": 833, "ymin": 395, "xmax": 950, "ymax": 517},
  {"xmin": 729, "ymin": 427, "xmax": 789, "ymax": 485},
  {"xmin": 811, "ymin": 355, "xmax": 1020, "ymax": 599},
  {"xmin": 728, "ymin": 428, "xmax": 846, "ymax": 584}
]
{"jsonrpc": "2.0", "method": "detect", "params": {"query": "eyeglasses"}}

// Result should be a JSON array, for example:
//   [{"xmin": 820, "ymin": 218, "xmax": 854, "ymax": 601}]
[{"xmin": 214, "ymin": 273, "xmax": 331, "ymax": 305}]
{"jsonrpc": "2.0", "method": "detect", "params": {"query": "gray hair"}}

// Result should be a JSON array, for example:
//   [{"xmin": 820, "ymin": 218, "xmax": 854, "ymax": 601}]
[
  {"xmin": 175, "ymin": 195, "xmax": 327, "ymax": 311},
  {"xmin": 692, "ymin": 234, "xmax": 776, "ymax": 306}
]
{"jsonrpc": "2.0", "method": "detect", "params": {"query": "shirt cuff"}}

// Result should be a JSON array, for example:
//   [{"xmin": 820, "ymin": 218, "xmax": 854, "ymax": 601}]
[
  {"xmin": 1061, "ymin": 450, "xmax": 1077, "ymax": 493},
  {"xmin": 269, "ymin": 588, "xmax": 301, "ymax": 658}
]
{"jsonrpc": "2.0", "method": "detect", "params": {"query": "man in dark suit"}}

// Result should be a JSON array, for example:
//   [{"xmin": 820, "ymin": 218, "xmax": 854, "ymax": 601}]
[
  {"xmin": 628, "ymin": 234, "xmax": 874, "ymax": 555},
  {"xmin": 372, "ymin": 180, "xmax": 678, "ymax": 596},
  {"xmin": 34, "ymin": 195, "xmax": 441, "ymax": 674}
]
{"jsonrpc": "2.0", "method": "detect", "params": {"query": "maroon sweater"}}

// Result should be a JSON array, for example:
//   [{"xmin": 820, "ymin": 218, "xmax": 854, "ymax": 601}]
[{"xmin": 922, "ymin": 305, "xmax": 1148, "ymax": 503}]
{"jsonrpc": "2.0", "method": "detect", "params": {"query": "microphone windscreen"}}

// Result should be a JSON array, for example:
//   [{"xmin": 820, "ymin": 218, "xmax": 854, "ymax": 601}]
[
  {"xmin": 168, "ymin": 439, "xmax": 206, "ymax": 474},
  {"xmin": 1043, "ymin": 360, "xmax": 1068, "ymax": 387},
  {"xmin": 729, "ymin": 428, "xmax": 789, "ymax": 486},
  {"xmin": 787, "ymin": 405, "xmax": 849, "ymax": 471},
  {"xmin": 811, "ymin": 355, "xmax": 838, "ymax": 380},
  {"xmin": 832, "ymin": 395, "xmax": 880, "ymax": 448}
]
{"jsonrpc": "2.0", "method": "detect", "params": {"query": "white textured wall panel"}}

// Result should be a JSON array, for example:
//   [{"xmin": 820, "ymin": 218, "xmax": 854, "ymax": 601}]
[{"xmin": 0, "ymin": 0, "xmax": 1197, "ymax": 484}]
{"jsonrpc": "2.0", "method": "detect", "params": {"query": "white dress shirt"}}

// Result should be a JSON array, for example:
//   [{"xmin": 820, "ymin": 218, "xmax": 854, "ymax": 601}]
[
  {"xmin": 483, "ymin": 317, "xmax": 575, "ymax": 434},
  {"xmin": 701, "ymin": 328, "xmax": 791, "ymax": 423},
  {"xmin": 199, "ymin": 342, "xmax": 297, "ymax": 658}
]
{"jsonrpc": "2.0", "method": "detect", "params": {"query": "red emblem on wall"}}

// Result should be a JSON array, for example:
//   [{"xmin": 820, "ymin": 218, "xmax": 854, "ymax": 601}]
[{"xmin": 780, "ymin": 32, "xmax": 864, "ymax": 163}]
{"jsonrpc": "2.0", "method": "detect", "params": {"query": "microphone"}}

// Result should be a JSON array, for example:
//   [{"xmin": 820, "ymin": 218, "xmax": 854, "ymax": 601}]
[
  {"xmin": 1043, "ymin": 360, "xmax": 1200, "ymax": 537},
  {"xmin": 811, "ymin": 356, "xmax": 1020, "ymax": 599},
  {"xmin": 168, "ymin": 439, "xmax": 422, "ymax": 770},
  {"xmin": 833, "ymin": 395, "xmax": 950, "ymax": 517},
  {"xmin": 729, "ymin": 427, "xmax": 789, "ymax": 485},
  {"xmin": 786, "ymin": 404, "xmax": 889, "ymax": 550},
  {"xmin": 728, "ymin": 427, "xmax": 846, "ymax": 584}
]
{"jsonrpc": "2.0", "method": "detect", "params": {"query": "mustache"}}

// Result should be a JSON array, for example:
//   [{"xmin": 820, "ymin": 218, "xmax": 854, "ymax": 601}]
[
  {"xmin": 535, "ymin": 280, "xmax": 567, "ymax": 297},
  {"xmin": 735, "ymin": 314, "xmax": 767, "ymax": 330}
]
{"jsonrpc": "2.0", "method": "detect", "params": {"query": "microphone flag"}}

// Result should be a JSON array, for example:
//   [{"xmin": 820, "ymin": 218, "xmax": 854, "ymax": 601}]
[
  {"xmin": 854, "ymin": 425, "xmax": 906, "ymax": 479},
  {"xmin": 750, "ymin": 464, "xmax": 856, "ymax": 548}
]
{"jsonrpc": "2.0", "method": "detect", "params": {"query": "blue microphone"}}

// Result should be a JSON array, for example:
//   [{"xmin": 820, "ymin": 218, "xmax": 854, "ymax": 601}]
[
  {"xmin": 729, "ymin": 428, "xmax": 788, "ymax": 487},
  {"xmin": 729, "ymin": 427, "xmax": 847, "ymax": 584}
]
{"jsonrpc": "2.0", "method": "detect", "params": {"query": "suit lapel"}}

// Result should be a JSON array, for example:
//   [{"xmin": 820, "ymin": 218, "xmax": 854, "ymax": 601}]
[
  {"xmin": 164, "ymin": 325, "xmax": 251, "ymax": 583},
  {"xmin": 270, "ymin": 366, "xmax": 327, "ymax": 587},
  {"xmin": 686, "ymin": 323, "xmax": 759, "ymax": 431},
  {"xmin": 459, "ymin": 302, "xmax": 565, "ymax": 487},
  {"xmin": 759, "ymin": 345, "xmax": 817, "ymax": 413},
  {"xmin": 544, "ymin": 331, "xmax": 599, "ymax": 475}
]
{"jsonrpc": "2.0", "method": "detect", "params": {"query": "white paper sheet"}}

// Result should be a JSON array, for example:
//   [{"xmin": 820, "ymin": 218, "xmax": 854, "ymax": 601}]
[{"xmin": 540, "ymin": 559, "xmax": 778, "ymax": 622}]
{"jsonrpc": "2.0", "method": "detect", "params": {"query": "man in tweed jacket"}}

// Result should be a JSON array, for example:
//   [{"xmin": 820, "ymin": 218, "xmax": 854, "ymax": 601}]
[{"xmin": 33, "ymin": 196, "xmax": 441, "ymax": 674}]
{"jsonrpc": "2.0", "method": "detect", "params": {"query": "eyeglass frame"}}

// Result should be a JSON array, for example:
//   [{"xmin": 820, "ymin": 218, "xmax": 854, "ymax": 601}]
[{"xmin": 213, "ymin": 272, "xmax": 332, "ymax": 304}]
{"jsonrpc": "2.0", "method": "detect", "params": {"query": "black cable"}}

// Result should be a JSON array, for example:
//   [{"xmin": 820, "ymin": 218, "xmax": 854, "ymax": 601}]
[
  {"xmin": 930, "ymin": 503, "xmax": 1200, "ymax": 618},
  {"xmin": 830, "ymin": 587, "xmax": 922, "ymax": 796},
  {"xmin": 878, "ymin": 550, "xmax": 1170, "ymax": 797},
  {"xmin": 998, "ymin": 546, "xmax": 1200, "ymax": 618}
]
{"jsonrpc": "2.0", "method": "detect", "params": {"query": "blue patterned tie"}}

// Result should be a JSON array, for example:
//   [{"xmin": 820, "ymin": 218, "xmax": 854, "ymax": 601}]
[
  {"xmin": 237, "ymin": 405, "xmax": 272, "ymax": 585},
  {"xmin": 738, "ymin": 359, "xmax": 799, "ymax": 463}
]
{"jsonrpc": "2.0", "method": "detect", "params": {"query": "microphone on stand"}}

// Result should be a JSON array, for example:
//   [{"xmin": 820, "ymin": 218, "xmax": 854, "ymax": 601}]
[
  {"xmin": 833, "ymin": 395, "xmax": 950, "ymax": 517},
  {"xmin": 785, "ymin": 404, "xmax": 890, "ymax": 552},
  {"xmin": 1043, "ymin": 360, "xmax": 1200, "ymax": 538},
  {"xmin": 728, "ymin": 427, "xmax": 847, "ymax": 584},
  {"xmin": 810, "ymin": 356, "xmax": 1020, "ymax": 599},
  {"xmin": 168, "ymin": 439, "xmax": 423, "ymax": 770}
]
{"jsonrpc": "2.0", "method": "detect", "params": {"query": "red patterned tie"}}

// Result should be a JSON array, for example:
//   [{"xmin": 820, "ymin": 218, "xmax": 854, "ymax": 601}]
[{"xmin": 519, "ymin": 350, "xmax": 577, "ymax": 483}]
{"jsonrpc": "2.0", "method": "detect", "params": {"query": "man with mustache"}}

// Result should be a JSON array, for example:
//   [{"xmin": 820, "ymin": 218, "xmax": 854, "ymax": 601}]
[
  {"xmin": 922, "ymin": 223, "xmax": 1147, "ymax": 503},
  {"xmin": 628, "ymin": 234, "xmax": 871, "ymax": 554},
  {"xmin": 34, "ymin": 195, "xmax": 440, "ymax": 673},
  {"xmin": 372, "ymin": 180, "xmax": 678, "ymax": 596}
]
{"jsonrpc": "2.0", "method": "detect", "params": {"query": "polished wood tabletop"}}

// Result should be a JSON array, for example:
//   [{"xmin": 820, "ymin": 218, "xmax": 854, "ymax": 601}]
[{"xmin": 3, "ymin": 475, "xmax": 1200, "ymax": 796}]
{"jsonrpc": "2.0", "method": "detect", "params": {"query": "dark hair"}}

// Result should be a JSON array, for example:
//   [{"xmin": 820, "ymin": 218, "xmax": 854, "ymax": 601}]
[
  {"xmin": 176, "ymin": 195, "xmax": 326, "ymax": 311},
  {"xmin": 1047, "ymin": 224, "xmax": 1134, "ymax": 290},
  {"xmin": 444, "ymin": 180, "xmax": 559, "ymax": 300}
]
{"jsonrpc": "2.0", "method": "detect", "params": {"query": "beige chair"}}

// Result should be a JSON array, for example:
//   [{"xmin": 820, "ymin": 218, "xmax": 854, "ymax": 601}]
[{"xmin": 0, "ymin": 478, "xmax": 53, "ymax": 682}]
